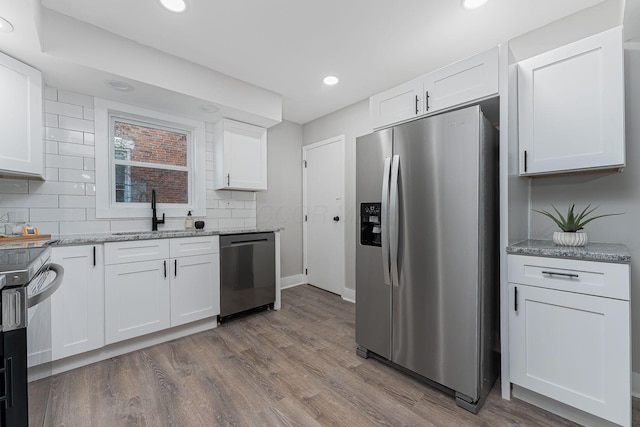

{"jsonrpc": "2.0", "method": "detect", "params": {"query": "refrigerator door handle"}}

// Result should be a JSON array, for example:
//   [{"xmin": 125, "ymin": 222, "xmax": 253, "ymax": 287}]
[
  {"xmin": 381, "ymin": 156, "xmax": 392, "ymax": 286},
  {"xmin": 389, "ymin": 154, "xmax": 400, "ymax": 287}
]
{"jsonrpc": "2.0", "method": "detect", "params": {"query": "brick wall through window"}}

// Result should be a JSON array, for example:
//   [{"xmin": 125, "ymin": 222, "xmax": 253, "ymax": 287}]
[{"xmin": 114, "ymin": 121, "xmax": 188, "ymax": 203}]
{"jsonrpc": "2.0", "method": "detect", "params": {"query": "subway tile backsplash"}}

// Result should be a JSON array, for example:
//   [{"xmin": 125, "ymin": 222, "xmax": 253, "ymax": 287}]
[{"xmin": 0, "ymin": 87, "xmax": 257, "ymax": 236}]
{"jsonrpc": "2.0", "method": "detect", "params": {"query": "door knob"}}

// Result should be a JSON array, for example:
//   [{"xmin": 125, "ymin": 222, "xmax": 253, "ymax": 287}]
[{"xmin": 333, "ymin": 216, "xmax": 340, "ymax": 222}]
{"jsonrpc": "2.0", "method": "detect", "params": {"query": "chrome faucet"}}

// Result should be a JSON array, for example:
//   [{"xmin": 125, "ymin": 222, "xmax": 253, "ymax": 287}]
[{"xmin": 151, "ymin": 189, "xmax": 165, "ymax": 231}]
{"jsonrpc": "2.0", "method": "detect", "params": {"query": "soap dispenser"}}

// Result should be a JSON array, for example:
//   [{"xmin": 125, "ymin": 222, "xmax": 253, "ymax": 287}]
[{"xmin": 185, "ymin": 211, "xmax": 194, "ymax": 230}]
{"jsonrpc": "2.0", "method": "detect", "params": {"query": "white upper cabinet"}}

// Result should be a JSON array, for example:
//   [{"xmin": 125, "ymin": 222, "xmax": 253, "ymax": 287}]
[
  {"xmin": 0, "ymin": 51, "xmax": 43, "ymax": 178},
  {"xmin": 370, "ymin": 47, "xmax": 499, "ymax": 129},
  {"xmin": 370, "ymin": 78, "xmax": 423, "ymax": 129},
  {"xmin": 423, "ymin": 47, "xmax": 498, "ymax": 114},
  {"xmin": 214, "ymin": 118, "xmax": 267, "ymax": 191},
  {"xmin": 518, "ymin": 27, "xmax": 625, "ymax": 175}
]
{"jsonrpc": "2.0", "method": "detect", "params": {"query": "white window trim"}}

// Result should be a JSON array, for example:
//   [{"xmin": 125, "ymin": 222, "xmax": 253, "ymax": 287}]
[{"xmin": 95, "ymin": 98, "xmax": 206, "ymax": 219}]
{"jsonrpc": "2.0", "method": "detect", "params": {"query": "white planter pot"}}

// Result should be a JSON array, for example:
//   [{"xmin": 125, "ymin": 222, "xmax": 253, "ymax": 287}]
[{"xmin": 553, "ymin": 231, "xmax": 588, "ymax": 247}]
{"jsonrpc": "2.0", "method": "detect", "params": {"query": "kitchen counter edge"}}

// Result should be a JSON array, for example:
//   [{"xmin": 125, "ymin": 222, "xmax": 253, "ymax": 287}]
[
  {"xmin": 506, "ymin": 239, "xmax": 631, "ymax": 264},
  {"xmin": 50, "ymin": 228, "xmax": 283, "ymax": 246}
]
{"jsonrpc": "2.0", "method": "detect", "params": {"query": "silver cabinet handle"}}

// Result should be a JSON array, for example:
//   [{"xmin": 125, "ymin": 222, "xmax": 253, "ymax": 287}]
[
  {"xmin": 389, "ymin": 155, "xmax": 400, "ymax": 288},
  {"xmin": 381, "ymin": 157, "xmax": 392, "ymax": 286},
  {"xmin": 542, "ymin": 270, "xmax": 579, "ymax": 279}
]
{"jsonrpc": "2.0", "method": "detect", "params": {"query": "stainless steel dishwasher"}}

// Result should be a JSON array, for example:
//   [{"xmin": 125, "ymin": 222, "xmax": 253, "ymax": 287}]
[{"xmin": 219, "ymin": 232, "xmax": 275, "ymax": 321}]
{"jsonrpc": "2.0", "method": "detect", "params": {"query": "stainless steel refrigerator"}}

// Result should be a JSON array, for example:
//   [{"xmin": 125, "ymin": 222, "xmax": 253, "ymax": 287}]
[{"xmin": 355, "ymin": 105, "xmax": 499, "ymax": 413}]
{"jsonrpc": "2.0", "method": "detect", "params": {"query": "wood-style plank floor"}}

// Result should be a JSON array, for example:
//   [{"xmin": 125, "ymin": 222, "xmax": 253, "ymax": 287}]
[{"xmin": 29, "ymin": 285, "xmax": 637, "ymax": 426}]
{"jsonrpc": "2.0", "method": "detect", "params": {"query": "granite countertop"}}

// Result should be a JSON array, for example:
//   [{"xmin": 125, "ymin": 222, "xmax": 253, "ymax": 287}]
[
  {"xmin": 50, "ymin": 227, "xmax": 283, "ymax": 246},
  {"xmin": 506, "ymin": 239, "xmax": 631, "ymax": 263}
]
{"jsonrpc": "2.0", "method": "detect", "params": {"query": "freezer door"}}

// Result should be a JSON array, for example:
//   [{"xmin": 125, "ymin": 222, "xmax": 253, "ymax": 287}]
[
  {"xmin": 391, "ymin": 106, "xmax": 485, "ymax": 401},
  {"xmin": 355, "ymin": 128, "xmax": 393, "ymax": 359}
]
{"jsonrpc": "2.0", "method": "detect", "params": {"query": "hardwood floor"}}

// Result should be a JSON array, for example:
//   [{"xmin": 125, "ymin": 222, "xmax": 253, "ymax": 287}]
[{"xmin": 29, "ymin": 285, "xmax": 633, "ymax": 426}]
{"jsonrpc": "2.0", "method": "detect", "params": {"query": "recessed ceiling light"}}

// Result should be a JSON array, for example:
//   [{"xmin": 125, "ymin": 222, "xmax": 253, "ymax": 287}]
[
  {"xmin": 0, "ymin": 17, "xmax": 14, "ymax": 33},
  {"xmin": 199, "ymin": 104, "xmax": 219, "ymax": 113},
  {"xmin": 159, "ymin": 0, "xmax": 188, "ymax": 13},
  {"xmin": 461, "ymin": 0, "xmax": 488, "ymax": 10},
  {"xmin": 323, "ymin": 75, "xmax": 339, "ymax": 86},
  {"xmin": 105, "ymin": 80, "xmax": 134, "ymax": 91}
]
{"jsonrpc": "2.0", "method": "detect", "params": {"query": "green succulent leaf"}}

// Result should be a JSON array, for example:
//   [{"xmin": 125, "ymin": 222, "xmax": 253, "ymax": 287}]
[{"xmin": 533, "ymin": 204, "xmax": 623, "ymax": 232}]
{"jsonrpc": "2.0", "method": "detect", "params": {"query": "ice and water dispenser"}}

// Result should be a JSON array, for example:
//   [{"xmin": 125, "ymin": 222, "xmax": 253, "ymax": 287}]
[{"xmin": 360, "ymin": 202, "xmax": 382, "ymax": 246}]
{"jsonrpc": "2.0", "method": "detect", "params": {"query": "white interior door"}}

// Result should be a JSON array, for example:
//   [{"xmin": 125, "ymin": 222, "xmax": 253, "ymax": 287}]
[{"xmin": 303, "ymin": 136, "xmax": 345, "ymax": 295}]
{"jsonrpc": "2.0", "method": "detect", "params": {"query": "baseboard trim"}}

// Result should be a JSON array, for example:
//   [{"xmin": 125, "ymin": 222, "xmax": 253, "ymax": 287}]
[
  {"xmin": 512, "ymin": 385, "xmax": 621, "ymax": 427},
  {"xmin": 632, "ymin": 371, "xmax": 640, "ymax": 398},
  {"xmin": 281, "ymin": 274, "xmax": 306, "ymax": 289},
  {"xmin": 28, "ymin": 317, "xmax": 219, "ymax": 381},
  {"xmin": 342, "ymin": 288, "xmax": 355, "ymax": 303}
]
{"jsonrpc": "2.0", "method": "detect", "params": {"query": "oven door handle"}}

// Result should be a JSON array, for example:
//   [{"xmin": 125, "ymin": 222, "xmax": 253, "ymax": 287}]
[{"xmin": 27, "ymin": 263, "xmax": 64, "ymax": 309}]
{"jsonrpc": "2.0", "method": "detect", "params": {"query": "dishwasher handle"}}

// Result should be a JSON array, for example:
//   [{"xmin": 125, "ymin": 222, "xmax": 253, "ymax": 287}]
[
  {"xmin": 228, "ymin": 238, "xmax": 269, "ymax": 247},
  {"xmin": 220, "ymin": 233, "xmax": 275, "ymax": 249}
]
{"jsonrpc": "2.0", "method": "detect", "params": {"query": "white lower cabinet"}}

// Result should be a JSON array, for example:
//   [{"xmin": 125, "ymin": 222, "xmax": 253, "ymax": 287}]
[
  {"xmin": 508, "ymin": 255, "xmax": 630, "ymax": 426},
  {"xmin": 50, "ymin": 245, "xmax": 105, "ymax": 360},
  {"xmin": 105, "ymin": 259, "xmax": 170, "ymax": 344},
  {"xmin": 170, "ymin": 254, "xmax": 220, "ymax": 327},
  {"xmin": 104, "ymin": 236, "xmax": 220, "ymax": 344}
]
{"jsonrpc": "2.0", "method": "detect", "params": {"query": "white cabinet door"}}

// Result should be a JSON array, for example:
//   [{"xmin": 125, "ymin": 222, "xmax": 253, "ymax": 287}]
[
  {"xmin": 105, "ymin": 259, "xmax": 170, "ymax": 344},
  {"xmin": 50, "ymin": 245, "xmax": 104, "ymax": 360},
  {"xmin": 370, "ymin": 47, "xmax": 499, "ymax": 130},
  {"xmin": 509, "ymin": 284, "xmax": 630, "ymax": 426},
  {"xmin": 170, "ymin": 254, "xmax": 220, "ymax": 327},
  {"xmin": 518, "ymin": 27, "xmax": 625, "ymax": 175},
  {"xmin": 214, "ymin": 119, "xmax": 267, "ymax": 191},
  {"xmin": 423, "ymin": 47, "xmax": 498, "ymax": 114},
  {"xmin": 0, "ymin": 51, "xmax": 43, "ymax": 178},
  {"xmin": 370, "ymin": 78, "xmax": 423, "ymax": 129}
]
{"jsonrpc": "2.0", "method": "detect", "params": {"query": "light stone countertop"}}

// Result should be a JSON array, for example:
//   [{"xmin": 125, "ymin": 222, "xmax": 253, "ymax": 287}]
[
  {"xmin": 49, "ymin": 227, "xmax": 283, "ymax": 246},
  {"xmin": 506, "ymin": 239, "xmax": 630, "ymax": 264}
]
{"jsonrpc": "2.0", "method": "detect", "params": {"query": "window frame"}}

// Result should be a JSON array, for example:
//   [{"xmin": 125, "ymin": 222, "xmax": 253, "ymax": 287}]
[{"xmin": 95, "ymin": 99, "xmax": 206, "ymax": 219}]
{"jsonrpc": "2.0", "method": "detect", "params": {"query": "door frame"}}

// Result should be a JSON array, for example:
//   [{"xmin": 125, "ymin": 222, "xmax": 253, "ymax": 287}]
[{"xmin": 302, "ymin": 135, "xmax": 346, "ymax": 297}]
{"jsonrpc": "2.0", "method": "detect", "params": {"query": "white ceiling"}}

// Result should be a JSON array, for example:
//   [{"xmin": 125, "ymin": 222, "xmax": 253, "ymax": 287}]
[{"xmin": 6, "ymin": 0, "xmax": 619, "ymax": 124}]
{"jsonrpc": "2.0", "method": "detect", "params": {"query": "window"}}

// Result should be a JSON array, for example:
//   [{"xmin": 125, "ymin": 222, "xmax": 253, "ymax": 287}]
[{"xmin": 95, "ymin": 99, "xmax": 206, "ymax": 219}]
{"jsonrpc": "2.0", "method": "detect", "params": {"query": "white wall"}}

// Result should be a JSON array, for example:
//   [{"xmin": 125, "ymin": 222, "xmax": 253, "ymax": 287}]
[
  {"xmin": 257, "ymin": 120, "xmax": 303, "ymax": 278},
  {"xmin": 302, "ymin": 100, "xmax": 371, "ymax": 292},
  {"xmin": 0, "ymin": 87, "xmax": 256, "ymax": 235},
  {"xmin": 529, "ymin": 49, "xmax": 640, "ymax": 370}
]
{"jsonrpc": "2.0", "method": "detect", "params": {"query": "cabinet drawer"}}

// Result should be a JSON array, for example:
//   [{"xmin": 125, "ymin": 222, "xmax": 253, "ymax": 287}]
[
  {"xmin": 507, "ymin": 255, "xmax": 629, "ymax": 300},
  {"xmin": 105, "ymin": 239, "xmax": 170, "ymax": 265},
  {"xmin": 170, "ymin": 236, "xmax": 219, "ymax": 257}
]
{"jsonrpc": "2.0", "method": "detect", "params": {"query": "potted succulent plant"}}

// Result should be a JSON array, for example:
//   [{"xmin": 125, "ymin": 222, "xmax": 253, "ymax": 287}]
[{"xmin": 533, "ymin": 204, "xmax": 622, "ymax": 247}]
